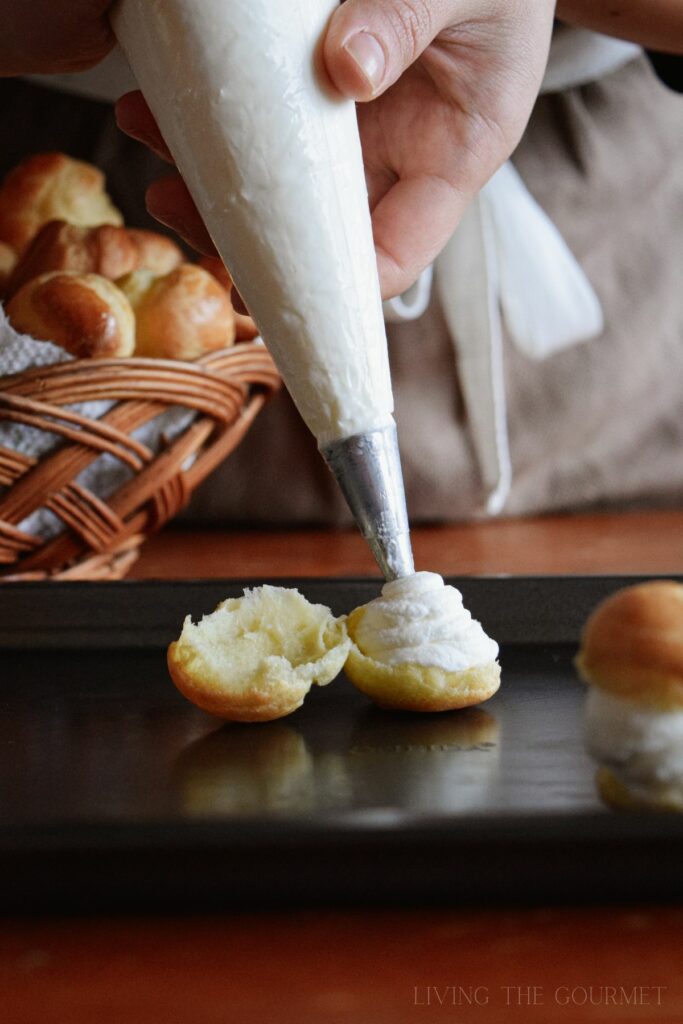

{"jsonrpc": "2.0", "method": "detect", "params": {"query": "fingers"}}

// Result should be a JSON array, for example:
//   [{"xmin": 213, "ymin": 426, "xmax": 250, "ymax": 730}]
[
  {"xmin": 115, "ymin": 92, "xmax": 217, "ymax": 257},
  {"xmin": 145, "ymin": 176, "xmax": 218, "ymax": 259},
  {"xmin": 371, "ymin": 174, "xmax": 466, "ymax": 298},
  {"xmin": 324, "ymin": 0, "xmax": 454, "ymax": 99},
  {"xmin": 115, "ymin": 91, "xmax": 174, "ymax": 164}
]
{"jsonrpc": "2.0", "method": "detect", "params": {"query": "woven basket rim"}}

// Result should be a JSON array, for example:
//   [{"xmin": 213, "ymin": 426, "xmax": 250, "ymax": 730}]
[{"xmin": 0, "ymin": 340, "xmax": 280, "ymax": 581}]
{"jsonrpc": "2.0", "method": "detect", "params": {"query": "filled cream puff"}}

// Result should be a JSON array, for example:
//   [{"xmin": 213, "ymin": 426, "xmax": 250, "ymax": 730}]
[
  {"xmin": 345, "ymin": 572, "xmax": 500, "ymax": 712},
  {"xmin": 577, "ymin": 580, "xmax": 683, "ymax": 811}
]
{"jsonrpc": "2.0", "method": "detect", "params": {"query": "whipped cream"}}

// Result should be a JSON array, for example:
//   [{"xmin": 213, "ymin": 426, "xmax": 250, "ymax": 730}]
[
  {"xmin": 112, "ymin": 0, "xmax": 394, "ymax": 446},
  {"xmin": 353, "ymin": 572, "xmax": 499, "ymax": 671},
  {"xmin": 585, "ymin": 687, "xmax": 683, "ymax": 792}
]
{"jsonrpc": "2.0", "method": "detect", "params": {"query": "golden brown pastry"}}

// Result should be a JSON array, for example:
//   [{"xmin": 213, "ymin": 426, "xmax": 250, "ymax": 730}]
[
  {"xmin": 577, "ymin": 581, "xmax": 683, "ymax": 812},
  {"xmin": 6, "ymin": 220, "xmax": 139, "ymax": 298},
  {"xmin": 577, "ymin": 580, "xmax": 683, "ymax": 709},
  {"xmin": 0, "ymin": 153, "xmax": 122, "ymax": 255},
  {"xmin": 127, "ymin": 229, "xmax": 183, "ymax": 276},
  {"xmin": 168, "ymin": 585, "xmax": 350, "ymax": 722},
  {"xmin": 345, "ymin": 635, "xmax": 501, "ymax": 713},
  {"xmin": 595, "ymin": 766, "xmax": 683, "ymax": 813},
  {"xmin": 6, "ymin": 271, "xmax": 135, "ymax": 359},
  {"xmin": 119, "ymin": 263, "xmax": 236, "ymax": 359},
  {"xmin": 199, "ymin": 255, "xmax": 259, "ymax": 340},
  {"xmin": 344, "ymin": 573, "xmax": 501, "ymax": 713},
  {"xmin": 0, "ymin": 240, "xmax": 17, "ymax": 296}
]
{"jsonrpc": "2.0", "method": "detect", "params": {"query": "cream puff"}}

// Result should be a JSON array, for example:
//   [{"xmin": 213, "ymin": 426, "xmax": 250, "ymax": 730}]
[
  {"xmin": 0, "ymin": 240, "xmax": 16, "ymax": 296},
  {"xmin": 6, "ymin": 220, "xmax": 139, "ymax": 298},
  {"xmin": 345, "ymin": 572, "xmax": 500, "ymax": 712},
  {"xmin": 126, "ymin": 229, "xmax": 183, "ymax": 276},
  {"xmin": 0, "ymin": 152, "xmax": 122, "ymax": 254},
  {"xmin": 118, "ymin": 263, "xmax": 236, "ymax": 359},
  {"xmin": 168, "ymin": 585, "xmax": 350, "ymax": 722},
  {"xmin": 6, "ymin": 270, "xmax": 135, "ymax": 359},
  {"xmin": 577, "ymin": 580, "xmax": 683, "ymax": 811}
]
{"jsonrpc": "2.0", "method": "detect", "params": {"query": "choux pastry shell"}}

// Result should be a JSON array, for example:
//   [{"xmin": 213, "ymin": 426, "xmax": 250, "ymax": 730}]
[
  {"xmin": 345, "ymin": 605, "xmax": 501, "ymax": 712},
  {"xmin": 6, "ymin": 271, "xmax": 135, "ymax": 359},
  {"xmin": 576, "ymin": 580, "xmax": 683, "ymax": 711},
  {"xmin": 168, "ymin": 586, "xmax": 350, "ymax": 722},
  {"xmin": 343, "ymin": 573, "xmax": 501, "ymax": 713},
  {"xmin": 0, "ymin": 241, "xmax": 16, "ymax": 296},
  {"xmin": 119, "ymin": 263, "xmax": 236, "ymax": 359},
  {"xmin": 7, "ymin": 220, "xmax": 139, "ymax": 298},
  {"xmin": 0, "ymin": 153, "xmax": 122, "ymax": 254}
]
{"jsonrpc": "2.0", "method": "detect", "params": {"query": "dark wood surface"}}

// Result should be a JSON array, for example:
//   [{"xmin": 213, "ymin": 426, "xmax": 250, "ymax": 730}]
[
  {"xmin": 130, "ymin": 509, "xmax": 683, "ymax": 578},
  {"xmin": 4, "ymin": 509, "xmax": 683, "ymax": 1023},
  {"xmin": 3, "ymin": 909, "xmax": 682, "ymax": 1022}
]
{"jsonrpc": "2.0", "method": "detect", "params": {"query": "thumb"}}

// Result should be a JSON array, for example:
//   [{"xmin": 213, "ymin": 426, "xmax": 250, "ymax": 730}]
[{"xmin": 324, "ymin": 0, "xmax": 453, "ymax": 100}]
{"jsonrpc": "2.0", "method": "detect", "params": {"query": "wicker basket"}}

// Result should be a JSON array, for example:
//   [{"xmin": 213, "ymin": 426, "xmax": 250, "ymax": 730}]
[{"xmin": 0, "ymin": 343, "xmax": 279, "ymax": 580}]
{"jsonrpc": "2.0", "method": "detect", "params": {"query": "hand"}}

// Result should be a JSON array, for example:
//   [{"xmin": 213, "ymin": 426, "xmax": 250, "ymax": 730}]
[
  {"xmin": 0, "ymin": 1, "xmax": 115, "ymax": 76},
  {"xmin": 117, "ymin": 0, "xmax": 555, "ymax": 298},
  {"xmin": 325, "ymin": 0, "xmax": 555, "ymax": 295}
]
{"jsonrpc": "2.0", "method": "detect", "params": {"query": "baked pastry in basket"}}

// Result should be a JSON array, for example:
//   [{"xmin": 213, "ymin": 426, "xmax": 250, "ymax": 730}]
[
  {"xmin": 6, "ymin": 270, "xmax": 135, "ymax": 358},
  {"xmin": 0, "ymin": 241, "xmax": 16, "ymax": 297},
  {"xmin": 126, "ymin": 229, "xmax": 183, "ymax": 276},
  {"xmin": 0, "ymin": 151, "xmax": 279, "ymax": 582},
  {"xmin": 6, "ymin": 221, "xmax": 183, "ymax": 299},
  {"xmin": 0, "ymin": 153, "xmax": 122, "ymax": 254},
  {"xmin": 119, "ymin": 263, "xmax": 236, "ymax": 358}
]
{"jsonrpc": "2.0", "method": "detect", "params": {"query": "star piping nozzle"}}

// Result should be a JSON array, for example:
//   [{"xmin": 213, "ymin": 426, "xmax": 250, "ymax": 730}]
[{"xmin": 321, "ymin": 424, "xmax": 414, "ymax": 581}]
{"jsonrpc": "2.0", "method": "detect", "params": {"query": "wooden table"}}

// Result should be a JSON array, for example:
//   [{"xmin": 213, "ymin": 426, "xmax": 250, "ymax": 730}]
[
  {"xmin": 4, "ymin": 509, "xmax": 683, "ymax": 1023},
  {"xmin": 129, "ymin": 509, "xmax": 683, "ymax": 579}
]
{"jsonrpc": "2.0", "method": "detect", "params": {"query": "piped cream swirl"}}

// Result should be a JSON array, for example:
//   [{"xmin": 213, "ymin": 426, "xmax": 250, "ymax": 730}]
[{"xmin": 353, "ymin": 572, "xmax": 499, "ymax": 671}]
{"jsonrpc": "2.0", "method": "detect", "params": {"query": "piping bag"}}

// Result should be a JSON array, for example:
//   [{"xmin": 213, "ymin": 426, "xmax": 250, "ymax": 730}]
[{"xmin": 111, "ymin": 0, "xmax": 414, "ymax": 579}]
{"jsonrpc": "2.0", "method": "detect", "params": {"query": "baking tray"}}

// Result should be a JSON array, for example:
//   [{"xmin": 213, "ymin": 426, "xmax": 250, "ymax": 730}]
[{"xmin": 1, "ymin": 576, "xmax": 682, "ymax": 912}]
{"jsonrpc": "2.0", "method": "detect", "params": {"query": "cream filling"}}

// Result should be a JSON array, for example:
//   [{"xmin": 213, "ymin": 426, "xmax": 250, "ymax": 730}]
[
  {"xmin": 353, "ymin": 571, "xmax": 499, "ymax": 671},
  {"xmin": 585, "ymin": 688, "xmax": 683, "ymax": 793}
]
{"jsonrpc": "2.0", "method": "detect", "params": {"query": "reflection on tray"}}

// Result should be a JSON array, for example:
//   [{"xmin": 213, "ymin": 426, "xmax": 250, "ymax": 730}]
[
  {"xmin": 175, "ymin": 724, "xmax": 318, "ymax": 815},
  {"xmin": 347, "ymin": 708, "xmax": 501, "ymax": 814},
  {"xmin": 173, "ymin": 707, "xmax": 501, "ymax": 819}
]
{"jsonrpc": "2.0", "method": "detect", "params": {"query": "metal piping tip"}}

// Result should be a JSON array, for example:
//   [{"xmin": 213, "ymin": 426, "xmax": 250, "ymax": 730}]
[{"xmin": 320, "ymin": 424, "xmax": 414, "ymax": 580}]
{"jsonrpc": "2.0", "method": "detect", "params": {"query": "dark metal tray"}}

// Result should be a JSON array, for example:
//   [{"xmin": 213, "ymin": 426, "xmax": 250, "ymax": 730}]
[{"xmin": 1, "ymin": 576, "xmax": 682, "ymax": 912}]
